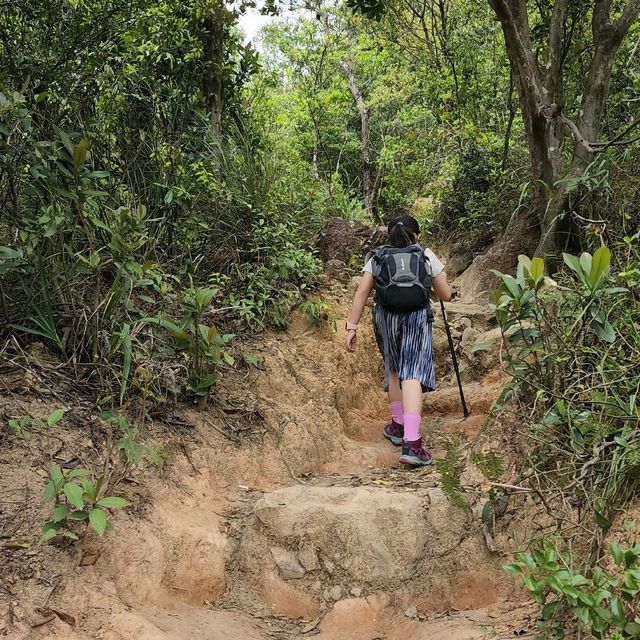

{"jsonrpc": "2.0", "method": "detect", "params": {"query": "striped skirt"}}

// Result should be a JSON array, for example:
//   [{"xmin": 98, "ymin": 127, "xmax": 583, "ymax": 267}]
[{"xmin": 373, "ymin": 304, "xmax": 435, "ymax": 393}]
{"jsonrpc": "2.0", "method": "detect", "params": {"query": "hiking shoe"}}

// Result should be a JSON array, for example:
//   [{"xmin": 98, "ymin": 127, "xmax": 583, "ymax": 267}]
[
  {"xmin": 383, "ymin": 420, "xmax": 404, "ymax": 446},
  {"xmin": 399, "ymin": 438, "xmax": 433, "ymax": 466}
]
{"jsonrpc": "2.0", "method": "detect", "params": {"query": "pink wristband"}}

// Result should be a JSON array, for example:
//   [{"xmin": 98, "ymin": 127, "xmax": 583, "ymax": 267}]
[{"xmin": 346, "ymin": 322, "xmax": 358, "ymax": 331}]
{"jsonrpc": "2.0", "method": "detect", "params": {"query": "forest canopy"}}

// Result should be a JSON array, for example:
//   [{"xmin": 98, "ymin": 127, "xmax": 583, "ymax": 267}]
[{"xmin": 1, "ymin": 0, "xmax": 639, "ymax": 404}]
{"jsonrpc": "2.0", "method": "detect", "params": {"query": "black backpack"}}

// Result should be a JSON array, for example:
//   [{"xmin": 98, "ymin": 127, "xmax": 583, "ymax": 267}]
[{"xmin": 369, "ymin": 244, "xmax": 433, "ymax": 316}]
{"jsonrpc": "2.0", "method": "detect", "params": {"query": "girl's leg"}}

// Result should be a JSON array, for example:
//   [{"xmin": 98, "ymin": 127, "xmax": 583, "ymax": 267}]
[
  {"xmin": 399, "ymin": 379, "xmax": 431, "ymax": 465},
  {"xmin": 383, "ymin": 372, "xmax": 405, "ymax": 445},
  {"xmin": 388, "ymin": 372, "xmax": 403, "ymax": 424},
  {"xmin": 400, "ymin": 379, "xmax": 422, "ymax": 441}
]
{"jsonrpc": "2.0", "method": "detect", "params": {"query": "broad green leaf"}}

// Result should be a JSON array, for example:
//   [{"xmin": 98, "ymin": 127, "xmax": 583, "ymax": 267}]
[
  {"xmin": 530, "ymin": 257, "xmax": 544, "ymax": 284},
  {"xmin": 610, "ymin": 596, "xmax": 625, "ymax": 623},
  {"xmin": 50, "ymin": 464, "xmax": 64, "ymax": 489},
  {"xmin": 72, "ymin": 139, "xmax": 88, "ymax": 167},
  {"xmin": 57, "ymin": 128, "xmax": 74, "ymax": 154},
  {"xmin": 576, "ymin": 590, "xmax": 595, "ymax": 607},
  {"xmin": 80, "ymin": 479, "xmax": 97, "ymax": 501},
  {"xmin": 43, "ymin": 481, "xmax": 57, "ymax": 502},
  {"xmin": 42, "ymin": 522, "xmax": 60, "ymax": 541},
  {"xmin": 502, "ymin": 563, "xmax": 523, "ymax": 575},
  {"xmin": 625, "ymin": 548, "xmax": 640, "ymax": 567},
  {"xmin": 244, "ymin": 353, "xmax": 259, "ymax": 367},
  {"xmin": 517, "ymin": 255, "xmax": 532, "ymax": 272},
  {"xmin": 579, "ymin": 251, "xmax": 593, "ymax": 279},
  {"xmin": 63, "ymin": 482, "xmax": 84, "ymax": 510},
  {"xmin": 52, "ymin": 503, "xmax": 70, "ymax": 523},
  {"xmin": 591, "ymin": 318, "xmax": 616, "ymax": 342},
  {"xmin": 66, "ymin": 468, "xmax": 91, "ymax": 480},
  {"xmin": 590, "ymin": 246, "xmax": 611, "ymax": 291},
  {"xmin": 66, "ymin": 510, "xmax": 89, "ymax": 521},
  {"xmin": 576, "ymin": 606, "xmax": 591, "ymax": 626},
  {"xmin": 89, "ymin": 508, "xmax": 108, "ymax": 535},
  {"xmin": 63, "ymin": 531, "xmax": 79, "ymax": 540},
  {"xmin": 500, "ymin": 274, "xmax": 522, "ymax": 299},
  {"xmin": 563, "ymin": 253, "xmax": 586, "ymax": 283},
  {"xmin": 47, "ymin": 408, "xmax": 65, "ymax": 426},
  {"xmin": 610, "ymin": 542, "xmax": 625, "ymax": 565},
  {"xmin": 97, "ymin": 496, "xmax": 130, "ymax": 509}
]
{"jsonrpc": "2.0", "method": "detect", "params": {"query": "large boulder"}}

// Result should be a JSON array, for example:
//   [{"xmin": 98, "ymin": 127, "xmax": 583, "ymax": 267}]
[{"xmin": 254, "ymin": 485, "xmax": 467, "ymax": 586}]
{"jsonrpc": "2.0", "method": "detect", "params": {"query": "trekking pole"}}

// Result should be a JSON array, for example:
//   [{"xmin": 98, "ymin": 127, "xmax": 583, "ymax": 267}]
[{"xmin": 439, "ymin": 299, "xmax": 471, "ymax": 418}]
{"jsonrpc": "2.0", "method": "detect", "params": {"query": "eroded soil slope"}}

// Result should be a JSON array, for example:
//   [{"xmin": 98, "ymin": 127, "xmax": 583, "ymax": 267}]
[{"xmin": 1, "ymin": 280, "xmax": 530, "ymax": 640}]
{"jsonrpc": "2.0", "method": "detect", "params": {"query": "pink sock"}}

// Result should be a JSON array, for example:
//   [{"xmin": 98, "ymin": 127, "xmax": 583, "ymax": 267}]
[
  {"xmin": 403, "ymin": 413, "xmax": 421, "ymax": 442},
  {"xmin": 390, "ymin": 401, "xmax": 404, "ymax": 424}
]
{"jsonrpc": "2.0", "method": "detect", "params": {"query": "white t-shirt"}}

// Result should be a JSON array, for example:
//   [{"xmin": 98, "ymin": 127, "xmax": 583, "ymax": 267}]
[{"xmin": 363, "ymin": 247, "xmax": 445, "ymax": 277}]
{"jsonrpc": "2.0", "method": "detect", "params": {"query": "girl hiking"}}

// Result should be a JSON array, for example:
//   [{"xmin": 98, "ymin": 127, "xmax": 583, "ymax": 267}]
[{"xmin": 345, "ymin": 215, "xmax": 452, "ymax": 467}]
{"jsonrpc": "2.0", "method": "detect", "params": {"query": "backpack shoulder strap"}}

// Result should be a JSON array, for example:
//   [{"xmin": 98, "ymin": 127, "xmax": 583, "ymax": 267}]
[
  {"xmin": 371, "ymin": 245, "xmax": 391, "ymax": 262},
  {"xmin": 414, "ymin": 244, "xmax": 432, "ymax": 275}
]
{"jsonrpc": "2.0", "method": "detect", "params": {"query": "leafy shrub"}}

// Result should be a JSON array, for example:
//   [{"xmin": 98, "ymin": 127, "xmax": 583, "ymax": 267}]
[
  {"xmin": 505, "ymin": 542, "xmax": 640, "ymax": 638},
  {"xmin": 296, "ymin": 299, "xmax": 339, "ymax": 328},
  {"xmin": 100, "ymin": 412, "xmax": 163, "ymax": 468},
  {"xmin": 471, "ymin": 244, "xmax": 640, "ymax": 636},
  {"xmin": 490, "ymin": 246, "xmax": 639, "ymax": 529},
  {"xmin": 43, "ymin": 466, "xmax": 129, "ymax": 541}
]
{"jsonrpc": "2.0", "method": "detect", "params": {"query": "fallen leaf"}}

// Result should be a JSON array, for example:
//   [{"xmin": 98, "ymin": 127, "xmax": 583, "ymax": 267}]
[{"xmin": 80, "ymin": 553, "xmax": 100, "ymax": 566}]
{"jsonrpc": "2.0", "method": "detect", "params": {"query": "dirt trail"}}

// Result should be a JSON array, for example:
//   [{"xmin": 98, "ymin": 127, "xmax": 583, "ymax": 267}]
[{"xmin": 2, "ymin": 283, "xmax": 530, "ymax": 640}]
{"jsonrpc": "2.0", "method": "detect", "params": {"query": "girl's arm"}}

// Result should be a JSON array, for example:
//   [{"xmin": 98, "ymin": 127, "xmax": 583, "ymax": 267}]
[
  {"xmin": 432, "ymin": 271, "xmax": 452, "ymax": 302},
  {"xmin": 346, "ymin": 272, "xmax": 375, "ymax": 352}
]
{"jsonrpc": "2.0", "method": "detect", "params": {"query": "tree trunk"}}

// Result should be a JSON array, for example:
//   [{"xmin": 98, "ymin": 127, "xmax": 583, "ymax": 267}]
[
  {"xmin": 339, "ymin": 56, "xmax": 380, "ymax": 222},
  {"xmin": 488, "ymin": 0, "xmax": 640, "ymax": 258},
  {"xmin": 203, "ymin": 3, "xmax": 226, "ymax": 140}
]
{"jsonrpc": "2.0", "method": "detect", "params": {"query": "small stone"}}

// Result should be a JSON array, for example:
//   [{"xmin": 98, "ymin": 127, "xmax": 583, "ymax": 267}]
[
  {"xmin": 298, "ymin": 544, "xmax": 319, "ymax": 572},
  {"xmin": 456, "ymin": 316, "xmax": 473, "ymax": 330},
  {"xmin": 329, "ymin": 585, "xmax": 342, "ymax": 601},
  {"xmin": 404, "ymin": 606, "xmax": 418, "ymax": 619},
  {"xmin": 321, "ymin": 556, "xmax": 335, "ymax": 575},
  {"xmin": 350, "ymin": 586, "xmax": 362, "ymax": 598},
  {"xmin": 461, "ymin": 326, "xmax": 481, "ymax": 347},
  {"xmin": 311, "ymin": 580, "xmax": 322, "ymax": 593},
  {"xmin": 270, "ymin": 546, "xmax": 306, "ymax": 580}
]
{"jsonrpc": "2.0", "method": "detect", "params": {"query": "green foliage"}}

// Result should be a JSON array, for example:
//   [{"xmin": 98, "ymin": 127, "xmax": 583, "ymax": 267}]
[
  {"xmin": 0, "ymin": 0, "xmax": 326, "ymax": 409},
  {"xmin": 487, "ymin": 244, "xmax": 640, "ymax": 634},
  {"xmin": 505, "ymin": 542, "xmax": 640, "ymax": 638},
  {"xmin": 42, "ymin": 465, "xmax": 129, "ymax": 541},
  {"xmin": 7, "ymin": 408, "xmax": 66, "ymax": 439},
  {"xmin": 100, "ymin": 412, "xmax": 163, "ymax": 468},
  {"xmin": 491, "ymin": 248, "xmax": 639, "ymax": 530},
  {"xmin": 296, "ymin": 299, "xmax": 339, "ymax": 328},
  {"xmin": 436, "ymin": 432, "xmax": 469, "ymax": 510},
  {"xmin": 470, "ymin": 450, "xmax": 505, "ymax": 482},
  {"xmin": 143, "ymin": 285, "xmax": 234, "ymax": 403}
]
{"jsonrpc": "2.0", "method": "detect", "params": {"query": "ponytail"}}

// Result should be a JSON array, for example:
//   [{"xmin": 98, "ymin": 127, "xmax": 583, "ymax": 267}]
[{"xmin": 388, "ymin": 215, "xmax": 420, "ymax": 248}]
